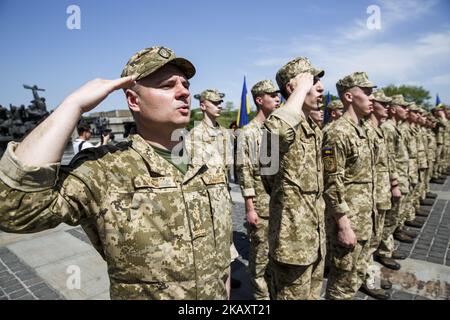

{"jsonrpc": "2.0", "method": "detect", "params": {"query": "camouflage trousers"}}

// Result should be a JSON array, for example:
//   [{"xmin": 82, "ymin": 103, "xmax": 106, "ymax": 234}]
[
  {"xmin": 326, "ymin": 239, "xmax": 372, "ymax": 300},
  {"xmin": 424, "ymin": 164, "xmax": 434, "ymax": 198},
  {"xmin": 247, "ymin": 217, "xmax": 272, "ymax": 300},
  {"xmin": 270, "ymin": 255, "xmax": 324, "ymax": 300},
  {"xmin": 402, "ymin": 184, "xmax": 416, "ymax": 225},
  {"xmin": 415, "ymin": 169, "xmax": 427, "ymax": 210},
  {"xmin": 377, "ymin": 196, "xmax": 405, "ymax": 258},
  {"xmin": 365, "ymin": 209, "xmax": 386, "ymax": 283},
  {"xmin": 406, "ymin": 169, "xmax": 427, "ymax": 222},
  {"xmin": 432, "ymin": 145, "xmax": 443, "ymax": 179}
]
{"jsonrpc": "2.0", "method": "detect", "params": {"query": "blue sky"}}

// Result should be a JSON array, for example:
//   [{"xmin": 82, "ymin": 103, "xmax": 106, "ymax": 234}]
[{"xmin": 1, "ymin": 0, "xmax": 449, "ymax": 113}]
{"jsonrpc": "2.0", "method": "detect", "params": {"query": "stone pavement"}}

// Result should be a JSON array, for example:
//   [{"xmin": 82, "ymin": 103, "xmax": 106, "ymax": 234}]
[{"xmin": 1, "ymin": 174, "xmax": 449, "ymax": 300}]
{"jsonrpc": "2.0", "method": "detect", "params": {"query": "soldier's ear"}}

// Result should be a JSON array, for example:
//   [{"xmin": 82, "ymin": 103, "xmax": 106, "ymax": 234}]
[
  {"xmin": 126, "ymin": 89, "xmax": 140, "ymax": 113},
  {"xmin": 255, "ymin": 96, "xmax": 263, "ymax": 107},
  {"xmin": 285, "ymin": 83, "xmax": 294, "ymax": 96},
  {"xmin": 199, "ymin": 101, "xmax": 207, "ymax": 112},
  {"xmin": 343, "ymin": 91, "xmax": 353, "ymax": 104}
]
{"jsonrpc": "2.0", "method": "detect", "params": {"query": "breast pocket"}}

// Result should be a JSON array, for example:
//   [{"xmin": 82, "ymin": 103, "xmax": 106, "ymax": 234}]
[
  {"xmin": 103, "ymin": 176, "xmax": 194, "ymax": 282},
  {"xmin": 201, "ymin": 172, "xmax": 232, "ymax": 269},
  {"xmin": 288, "ymin": 139, "xmax": 319, "ymax": 193}
]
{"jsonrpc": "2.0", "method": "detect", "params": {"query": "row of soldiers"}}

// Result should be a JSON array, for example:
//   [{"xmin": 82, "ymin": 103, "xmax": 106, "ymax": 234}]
[{"xmin": 196, "ymin": 56, "xmax": 450, "ymax": 300}]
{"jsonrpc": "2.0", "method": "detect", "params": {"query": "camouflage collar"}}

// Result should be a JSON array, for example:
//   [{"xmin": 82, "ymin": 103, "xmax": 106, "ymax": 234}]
[
  {"xmin": 342, "ymin": 113, "xmax": 367, "ymax": 138},
  {"xmin": 129, "ymin": 134, "xmax": 181, "ymax": 178},
  {"xmin": 304, "ymin": 117, "xmax": 318, "ymax": 136},
  {"xmin": 128, "ymin": 134, "xmax": 206, "ymax": 183},
  {"xmin": 201, "ymin": 119, "xmax": 224, "ymax": 137},
  {"xmin": 368, "ymin": 119, "xmax": 383, "ymax": 138}
]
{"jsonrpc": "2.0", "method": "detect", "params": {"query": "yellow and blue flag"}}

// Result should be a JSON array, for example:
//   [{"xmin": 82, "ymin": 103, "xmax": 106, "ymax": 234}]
[
  {"xmin": 323, "ymin": 91, "xmax": 332, "ymax": 125},
  {"xmin": 237, "ymin": 76, "xmax": 251, "ymax": 128},
  {"xmin": 436, "ymin": 94, "xmax": 443, "ymax": 107}
]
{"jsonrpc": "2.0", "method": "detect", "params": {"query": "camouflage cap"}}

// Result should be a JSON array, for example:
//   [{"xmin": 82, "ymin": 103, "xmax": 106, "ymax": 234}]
[
  {"xmin": 408, "ymin": 102, "xmax": 420, "ymax": 112},
  {"xmin": 327, "ymin": 100, "xmax": 344, "ymax": 111},
  {"xmin": 251, "ymin": 80, "xmax": 280, "ymax": 97},
  {"xmin": 336, "ymin": 72, "xmax": 377, "ymax": 91},
  {"xmin": 390, "ymin": 94, "xmax": 411, "ymax": 107},
  {"xmin": 275, "ymin": 57, "xmax": 324, "ymax": 92},
  {"xmin": 373, "ymin": 89, "xmax": 392, "ymax": 104},
  {"xmin": 121, "ymin": 46, "xmax": 196, "ymax": 81},
  {"xmin": 194, "ymin": 89, "xmax": 225, "ymax": 102},
  {"xmin": 432, "ymin": 104, "xmax": 446, "ymax": 111},
  {"xmin": 417, "ymin": 106, "xmax": 428, "ymax": 115}
]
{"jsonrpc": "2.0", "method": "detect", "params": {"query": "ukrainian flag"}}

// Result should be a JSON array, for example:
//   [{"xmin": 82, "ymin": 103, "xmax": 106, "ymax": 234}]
[
  {"xmin": 237, "ymin": 77, "xmax": 251, "ymax": 128},
  {"xmin": 323, "ymin": 91, "xmax": 332, "ymax": 125},
  {"xmin": 279, "ymin": 95, "xmax": 286, "ymax": 108},
  {"xmin": 436, "ymin": 94, "xmax": 443, "ymax": 107}
]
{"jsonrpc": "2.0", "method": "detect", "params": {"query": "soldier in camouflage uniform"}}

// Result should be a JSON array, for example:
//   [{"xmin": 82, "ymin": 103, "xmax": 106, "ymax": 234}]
[
  {"xmin": 362, "ymin": 89, "xmax": 399, "ymax": 299},
  {"xmin": 375, "ymin": 94, "xmax": 412, "ymax": 270},
  {"xmin": 444, "ymin": 108, "xmax": 450, "ymax": 173},
  {"xmin": 401, "ymin": 102, "xmax": 426, "ymax": 229},
  {"xmin": 0, "ymin": 46, "xmax": 232, "ymax": 300},
  {"xmin": 431, "ymin": 106, "xmax": 448, "ymax": 183},
  {"xmin": 309, "ymin": 104, "xmax": 324, "ymax": 129},
  {"xmin": 423, "ymin": 113, "xmax": 438, "ymax": 201},
  {"xmin": 323, "ymin": 72, "xmax": 377, "ymax": 300},
  {"xmin": 325, "ymin": 100, "xmax": 344, "ymax": 126},
  {"xmin": 186, "ymin": 88, "xmax": 237, "ymax": 296},
  {"xmin": 236, "ymin": 80, "xmax": 280, "ymax": 300},
  {"xmin": 263, "ymin": 57, "xmax": 326, "ymax": 300},
  {"xmin": 415, "ymin": 107, "xmax": 437, "ymax": 206},
  {"xmin": 188, "ymin": 89, "xmax": 234, "ymax": 175}
]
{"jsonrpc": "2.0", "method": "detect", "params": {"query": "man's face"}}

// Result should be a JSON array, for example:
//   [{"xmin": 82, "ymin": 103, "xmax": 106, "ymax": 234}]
[
  {"xmin": 303, "ymin": 77, "xmax": 324, "ymax": 112},
  {"xmin": 394, "ymin": 104, "xmax": 408, "ymax": 120},
  {"xmin": 310, "ymin": 109, "xmax": 324, "ymax": 127},
  {"xmin": 128, "ymin": 64, "xmax": 191, "ymax": 129},
  {"xmin": 418, "ymin": 114, "xmax": 425, "ymax": 125},
  {"xmin": 373, "ymin": 101, "xmax": 388, "ymax": 120},
  {"xmin": 258, "ymin": 92, "xmax": 280, "ymax": 115},
  {"xmin": 408, "ymin": 111, "xmax": 418, "ymax": 123},
  {"xmin": 201, "ymin": 99, "xmax": 222, "ymax": 119},
  {"xmin": 348, "ymin": 86, "xmax": 374, "ymax": 117},
  {"xmin": 82, "ymin": 129, "xmax": 92, "ymax": 140},
  {"xmin": 331, "ymin": 109, "xmax": 343, "ymax": 121},
  {"xmin": 436, "ymin": 109, "xmax": 446, "ymax": 119}
]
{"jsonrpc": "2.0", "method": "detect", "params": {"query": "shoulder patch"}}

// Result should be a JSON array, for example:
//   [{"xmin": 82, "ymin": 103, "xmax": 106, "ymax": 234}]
[{"xmin": 322, "ymin": 147, "xmax": 337, "ymax": 173}]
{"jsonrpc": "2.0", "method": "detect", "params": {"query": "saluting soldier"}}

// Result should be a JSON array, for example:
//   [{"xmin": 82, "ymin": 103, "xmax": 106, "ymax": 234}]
[
  {"xmin": 0, "ymin": 46, "xmax": 232, "ymax": 300},
  {"xmin": 236, "ymin": 79, "xmax": 280, "ymax": 299}
]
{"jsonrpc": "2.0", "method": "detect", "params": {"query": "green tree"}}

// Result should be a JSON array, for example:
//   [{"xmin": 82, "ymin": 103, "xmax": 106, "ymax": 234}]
[{"xmin": 382, "ymin": 85, "xmax": 432, "ymax": 109}]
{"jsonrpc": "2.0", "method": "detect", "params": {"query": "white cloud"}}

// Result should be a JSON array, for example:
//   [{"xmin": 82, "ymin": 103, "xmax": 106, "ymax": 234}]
[
  {"xmin": 249, "ymin": 0, "xmax": 449, "ymax": 102},
  {"xmin": 335, "ymin": 0, "xmax": 438, "ymax": 42}
]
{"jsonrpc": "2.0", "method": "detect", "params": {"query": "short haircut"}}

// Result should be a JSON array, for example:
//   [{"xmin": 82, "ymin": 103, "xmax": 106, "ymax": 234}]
[
  {"xmin": 77, "ymin": 123, "xmax": 91, "ymax": 135},
  {"xmin": 252, "ymin": 93, "xmax": 264, "ymax": 109}
]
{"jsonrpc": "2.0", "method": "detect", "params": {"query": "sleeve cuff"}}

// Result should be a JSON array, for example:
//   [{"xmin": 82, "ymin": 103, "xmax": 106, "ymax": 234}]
[
  {"xmin": 271, "ymin": 106, "xmax": 303, "ymax": 128},
  {"xmin": 390, "ymin": 173, "xmax": 399, "ymax": 181},
  {"xmin": 241, "ymin": 188, "xmax": 256, "ymax": 198},
  {"xmin": 0, "ymin": 142, "xmax": 60, "ymax": 192},
  {"xmin": 332, "ymin": 201, "xmax": 350, "ymax": 215}
]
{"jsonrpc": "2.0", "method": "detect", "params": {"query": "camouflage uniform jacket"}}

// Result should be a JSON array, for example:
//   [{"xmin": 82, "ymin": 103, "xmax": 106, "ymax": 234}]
[
  {"xmin": 322, "ymin": 113, "xmax": 376, "ymax": 240},
  {"xmin": 444, "ymin": 118, "xmax": 450, "ymax": 150},
  {"xmin": 398, "ymin": 121, "xmax": 418, "ymax": 185},
  {"xmin": 0, "ymin": 134, "xmax": 232, "ymax": 300},
  {"xmin": 186, "ymin": 120, "xmax": 234, "ymax": 179},
  {"xmin": 263, "ymin": 107, "xmax": 325, "ymax": 266},
  {"xmin": 381, "ymin": 119, "xmax": 409, "ymax": 194},
  {"xmin": 416, "ymin": 126, "xmax": 428, "ymax": 170},
  {"xmin": 236, "ymin": 118, "xmax": 270, "ymax": 217},
  {"xmin": 427, "ymin": 128, "xmax": 437, "ymax": 165},
  {"xmin": 366, "ymin": 120, "xmax": 392, "ymax": 211}
]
